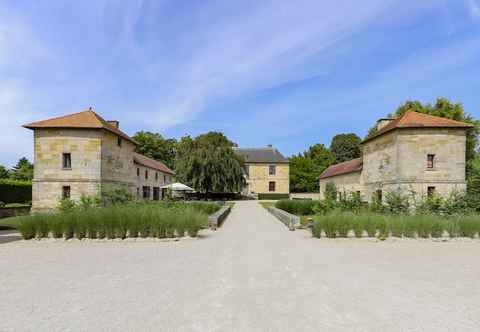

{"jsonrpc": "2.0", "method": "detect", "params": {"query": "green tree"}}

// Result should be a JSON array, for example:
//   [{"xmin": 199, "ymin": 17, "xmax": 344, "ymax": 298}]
[
  {"xmin": 10, "ymin": 157, "xmax": 33, "ymax": 181},
  {"xmin": 330, "ymin": 133, "xmax": 361, "ymax": 163},
  {"xmin": 289, "ymin": 155, "xmax": 319, "ymax": 192},
  {"xmin": 174, "ymin": 132, "xmax": 245, "ymax": 197},
  {"xmin": 0, "ymin": 165, "xmax": 9, "ymax": 179},
  {"xmin": 132, "ymin": 131, "xmax": 177, "ymax": 169},
  {"xmin": 290, "ymin": 143, "xmax": 335, "ymax": 192}
]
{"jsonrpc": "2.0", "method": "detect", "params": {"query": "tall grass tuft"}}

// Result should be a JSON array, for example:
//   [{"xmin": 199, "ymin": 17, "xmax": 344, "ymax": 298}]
[{"xmin": 18, "ymin": 202, "xmax": 209, "ymax": 240}]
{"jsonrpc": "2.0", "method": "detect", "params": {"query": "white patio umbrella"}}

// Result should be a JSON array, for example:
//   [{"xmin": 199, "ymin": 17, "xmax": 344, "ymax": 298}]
[{"xmin": 161, "ymin": 182, "xmax": 195, "ymax": 192}]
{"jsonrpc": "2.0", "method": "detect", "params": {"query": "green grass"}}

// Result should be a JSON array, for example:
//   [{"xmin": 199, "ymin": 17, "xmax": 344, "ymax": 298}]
[
  {"xmin": 0, "ymin": 216, "xmax": 25, "ymax": 229},
  {"xmin": 2, "ymin": 203, "xmax": 31, "ymax": 208},
  {"xmin": 275, "ymin": 199, "xmax": 317, "ymax": 216},
  {"xmin": 17, "ymin": 202, "xmax": 208, "ymax": 240},
  {"xmin": 259, "ymin": 201, "xmax": 275, "ymax": 209}
]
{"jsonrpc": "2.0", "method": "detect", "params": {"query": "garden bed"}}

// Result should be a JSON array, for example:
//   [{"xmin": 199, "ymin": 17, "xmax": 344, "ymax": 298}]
[{"xmin": 16, "ymin": 201, "xmax": 216, "ymax": 240}]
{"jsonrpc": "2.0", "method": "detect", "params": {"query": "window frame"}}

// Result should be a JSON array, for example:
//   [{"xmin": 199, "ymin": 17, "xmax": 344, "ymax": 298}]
[
  {"xmin": 268, "ymin": 181, "xmax": 276, "ymax": 192},
  {"xmin": 427, "ymin": 154, "xmax": 435, "ymax": 169},
  {"xmin": 62, "ymin": 153, "xmax": 72, "ymax": 169},
  {"xmin": 62, "ymin": 185, "xmax": 71, "ymax": 199},
  {"xmin": 269, "ymin": 165, "xmax": 276, "ymax": 176}
]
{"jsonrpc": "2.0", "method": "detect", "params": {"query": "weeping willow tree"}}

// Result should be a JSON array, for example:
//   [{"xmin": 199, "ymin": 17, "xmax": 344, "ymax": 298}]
[{"xmin": 175, "ymin": 132, "xmax": 245, "ymax": 197}]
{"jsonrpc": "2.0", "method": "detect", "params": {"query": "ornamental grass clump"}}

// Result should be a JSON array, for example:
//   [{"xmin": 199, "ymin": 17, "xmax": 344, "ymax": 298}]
[
  {"xmin": 18, "ymin": 203, "xmax": 208, "ymax": 240},
  {"xmin": 456, "ymin": 216, "xmax": 479, "ymax": 239}
]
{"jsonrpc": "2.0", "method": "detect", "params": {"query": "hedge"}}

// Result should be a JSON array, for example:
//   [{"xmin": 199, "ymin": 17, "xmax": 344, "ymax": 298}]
[
  {"xmin": 0, "ymin": 180, "xmax": 32, "ymax": 204},
  {"xmin": 258, "ymin": 193, "xmax": 290, "ymax": 200}
]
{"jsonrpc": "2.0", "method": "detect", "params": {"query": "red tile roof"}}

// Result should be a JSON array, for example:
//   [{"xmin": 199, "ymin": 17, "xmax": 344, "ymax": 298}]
[
  {"xmin": 133, "ymin": 153, "xmax": 174, "ymax": 175},
  {"xmin": 363, "ymin": 111, "xmax": 474, "ymax": 143},
  {"xmin": 23, "ymin": 109, "xmax": 137, "ymax": 144},
  {"xmin": 319, "ymin": 158, "xmax": 363, "ymax": 179}
]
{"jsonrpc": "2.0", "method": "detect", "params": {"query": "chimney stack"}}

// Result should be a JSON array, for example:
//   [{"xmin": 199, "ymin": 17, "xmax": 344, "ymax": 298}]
[
  {"xmin": 108, "ymin": 120, "xmax": 119, "ymax": 129},
  {"xmin": 376, "ymin": 118, "xmax": 393, "ymax": 131}
]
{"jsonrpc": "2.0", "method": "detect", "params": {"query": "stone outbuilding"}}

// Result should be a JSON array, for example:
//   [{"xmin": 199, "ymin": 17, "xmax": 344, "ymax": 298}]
[
  {"xmin": 24, "ymin": 109, "xmax": 174, "ymax": 211},
  {"xmin": 234, "ymin": 146, "xmax": 290, "ymax": 198},
  {"xmin": 319, "ymin": 111, "xmax": 474, "ymax": 202}
]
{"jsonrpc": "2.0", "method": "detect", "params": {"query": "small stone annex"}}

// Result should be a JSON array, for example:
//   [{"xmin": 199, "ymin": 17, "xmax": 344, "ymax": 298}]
[
  {"xmin": 23, "ymin": 109, "xmax": 174, "ymax": 212},
  {"xmin": 319, "ymin": 111, "xmax": 474, "ymax": 203}
]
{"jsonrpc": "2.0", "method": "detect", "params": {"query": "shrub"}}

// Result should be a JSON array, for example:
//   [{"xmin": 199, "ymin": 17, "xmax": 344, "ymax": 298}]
[
  {"xmin": 275, "ymin": 199, "xmax": 317, "ymax": 216},
  {"xmin": 188, "ymin": 202, "xmax": 221, "ymax": 215},
  {"xmin": 389, "ymin": 216, "xmax": 404, "ymax": 238},
  {"xmin": 316, "ymin": 214, "xmax": 337, "ymax": 238},
  {"xmin": 258, "ymin": 193, "xmax": 290, "ymax": 200},
  {"xmin": 361, "ymin": 215, "xmax": 377, "ymax": 237},
  {"xmin": 58, "ymin": 199, "xmax": 77, "ymax": 213},
  {"xmin": 351, "ymin": 217, "xmax": 364, "ymax": 238},
  {"xmin": 0, "ymin": 179, "xmax": 32, "ymax": 204},
  {"xmin": 384, "ymin": 191, "xmax": 409, "ymax": 214},
  {"xmin": 311, "ymin": 220, "xmax": 322, "ymax": 238},
  {"xmin": 376, "ymin": 216, "xmax": 389, "ymax": 238}
]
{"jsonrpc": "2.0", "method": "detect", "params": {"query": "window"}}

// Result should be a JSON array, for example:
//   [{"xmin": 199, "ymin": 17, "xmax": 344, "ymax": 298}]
[
  {"xmin": 153, "ymin": 187, "xmax": 160, "ymax": 201},
  {"xmin": 427, "ymin": 154, "xmax": 435, "ymax": 169},
  {"xmin": 145, "ymin": 170, "xmax": 148, "ymax": 179},
  {"xmin": 155, "ymin": 172, "xmax": 158, "ymax": 181},
  {"xmin": 136, "ymin": 187, "xmax": 140, "ymax": 198},
  {"xmin": 376, "ymin": 189, "xmax": 382, "ymax": 202},
  {"xmin": 269, "ymin": 181, "xmax": 276, "ymax": 192},
  {"xmin": 117, "ymin": 137, "xmax": 122, "ymax": 147},
  {"xmin": 142, "ymin": 186, "xmax": 151, "ymax": 199},
  {"xmin": 62, "ymin": 153, "xmax": 71, "ymax": 169},
  {"xmin": 269, "ymin": 165, "xmax": 276, "ymax": 176},
  {"xmin": 427, "ymin": 186, "xmax": 436, "ymax": 197},
  {"xmin": 62, "ymin": 186, "xmax": 71, "ymax": 199},
  {"xmin": 137, "ymin": 168, "xmax": 140, "ymax": 177},
  {"xmin": 163, "ymin": 175, "xmax": 166, "ymax": 183}
]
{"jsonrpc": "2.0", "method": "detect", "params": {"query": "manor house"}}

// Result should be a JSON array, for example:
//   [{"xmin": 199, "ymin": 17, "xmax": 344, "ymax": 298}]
[
  {"xmin": 319, "ymin": 111, "xmax": 473, "ymax": 202},
  {"xmin": 24, "ymin": 109, "xmax": 174, "ymax": 211}
]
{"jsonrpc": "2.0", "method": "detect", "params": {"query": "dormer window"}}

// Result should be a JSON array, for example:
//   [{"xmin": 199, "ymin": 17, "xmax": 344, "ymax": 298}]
[
  {"xmin": 427, "ymin": 154, "xmax": 435, "ymax": 169},
  {"xmin": 62, "ymin": 153, "xmax": 71, "ymax": 169}
]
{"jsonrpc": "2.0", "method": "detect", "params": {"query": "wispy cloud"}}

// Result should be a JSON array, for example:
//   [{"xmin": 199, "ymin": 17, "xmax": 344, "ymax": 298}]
[{"xmin": 467, "ymin": 0, "xmax": 480, "ymax": 18}]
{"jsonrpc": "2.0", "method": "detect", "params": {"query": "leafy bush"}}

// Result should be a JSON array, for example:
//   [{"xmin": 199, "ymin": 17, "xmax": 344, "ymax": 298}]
[
  {"xmin": 275, "ymin": 199, "xmax": 317, "ymax": 216},
  {"xmin": 18, "ymin": 202, "xmax": 208, "ymax": 240},
  {"xmin": 384, "ymin": 191, "xmax": 409, "ymax": 214},
  {"xmin": 188, "ymin": 202, "xmax": 222, "ymax": 215}
]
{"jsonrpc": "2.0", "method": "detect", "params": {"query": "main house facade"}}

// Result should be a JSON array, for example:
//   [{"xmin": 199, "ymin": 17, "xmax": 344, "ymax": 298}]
[
  {"xmin": 319, "ymin": 111, "xmax": 473, "ymax": 202},
  {"xmin": 24, "ymin": 109, "xmax": 174, "ymax": 211},
  {"xmin": 234, "ymin": 146, "xmax": 289, "ymax": 197}
]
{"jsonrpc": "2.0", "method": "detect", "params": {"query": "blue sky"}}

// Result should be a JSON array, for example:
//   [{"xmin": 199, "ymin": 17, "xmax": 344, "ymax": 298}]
[{"xmin": 1, "ymin": 0, "xmax": 480, "ymax": 167}]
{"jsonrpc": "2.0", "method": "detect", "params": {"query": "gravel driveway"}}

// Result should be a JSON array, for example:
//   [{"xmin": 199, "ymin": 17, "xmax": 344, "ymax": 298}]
[{"xmin": 1, "ymin": 201, "xmax": 479, "ymax": 332}]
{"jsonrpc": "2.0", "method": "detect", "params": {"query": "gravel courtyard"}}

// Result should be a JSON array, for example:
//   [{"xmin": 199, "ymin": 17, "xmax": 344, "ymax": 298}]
[{"xmin": 1, "ymin": 200, "xmax": 479, "ymax": 332}]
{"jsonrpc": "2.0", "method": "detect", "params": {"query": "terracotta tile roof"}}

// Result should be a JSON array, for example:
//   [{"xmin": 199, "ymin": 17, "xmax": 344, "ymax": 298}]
[
  {"xmin": 23, "ymin": 109, "xmax": 137, "ymax": 144},
  {"xmin": 233, "ymin": 147, "xmax": 289, "ymax": 163},
  {"xmin": 134, "ymin": 153, "xmax": 174, "ymax": 175},
  {"xmin": 319, "ymin": 158, "xmax": 363, "ymax": 179},
  {"xmin": 363, "ymin": 111, "xmax": 474, "ymax": 143}
]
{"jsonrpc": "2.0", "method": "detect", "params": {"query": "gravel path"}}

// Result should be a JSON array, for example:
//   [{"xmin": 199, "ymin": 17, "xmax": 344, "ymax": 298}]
[{"xmin": 1, "ymin": 201, "xmax": 480, "ymax": 332}]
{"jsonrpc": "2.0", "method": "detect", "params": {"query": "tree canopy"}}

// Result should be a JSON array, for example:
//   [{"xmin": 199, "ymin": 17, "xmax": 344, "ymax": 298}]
[
  {"xmin": 330, "ymin": 133, "xmax": 362, "ymax": 163},
  {"xmin": 10, "ymin": 157, "xmax": 33, "ymax": 181},
  {"xmin": 0, "ymin": 165, "xmax": 9, "ymax": 179},
  {"xmin": 174, "ymin": 132, "xmax": 245, "ymax": 194},
  {"xmin": 132, "ymin": 131, "xmax": 177, "ymax": 169},
  {"xmin": 289, "ymin": 143, "xmax": 335, "ymax": 192}
]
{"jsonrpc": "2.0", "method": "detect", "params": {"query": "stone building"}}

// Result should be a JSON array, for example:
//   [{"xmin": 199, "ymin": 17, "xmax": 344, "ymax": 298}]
[
  {"xmin": 319, "ymin": 111, "xmax": 473, "ymax": 202},
  {"xmin": 234, "ymin": 146, "xmax": 290, "ymax": 198},
  {"xmin": 24, "ymin": 109, "xmax": 174, "ymax": 211}
]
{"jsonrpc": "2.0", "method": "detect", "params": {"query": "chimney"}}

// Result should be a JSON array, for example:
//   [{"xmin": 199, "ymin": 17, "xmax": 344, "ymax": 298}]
[
  {"xmin": 376, "ymin": 118, "xmax": 393, "ymax": 131},
  {"xmin": 108, "ymin": 120, "xmax": 119, "ymax": 129},
  {"xmin": 267, "ymin": 144, "xmax": 273, "ymax": 148}
]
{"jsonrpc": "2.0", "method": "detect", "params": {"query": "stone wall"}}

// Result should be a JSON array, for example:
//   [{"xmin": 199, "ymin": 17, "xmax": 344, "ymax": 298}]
[
  {"xmin": 245, "ymin": 163, "xmax": 289, "ymax": 194},
  {"xmin": 32, "ymin": 129, "xmax": 103, "ymax": 211},
  {"xmin": 100, "ymin": 130, "xmax": 136, "ymax": 194},
  {"xmin": 319, "ymin": 171, "xmax": 362, "ymax": 200}
]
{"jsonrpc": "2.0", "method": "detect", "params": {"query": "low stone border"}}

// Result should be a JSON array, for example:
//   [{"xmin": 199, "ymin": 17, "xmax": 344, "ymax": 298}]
[
  {"xmin": 266, "ymin": 207, "xmax": 300, "ymax": 231},
  {"xmin": 208, "ymin": 206, "xmax": 231, "ymax": 230},
  {"xmin": 0, "ymin": 206, "xmax": 31, "ymax": 219}
]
